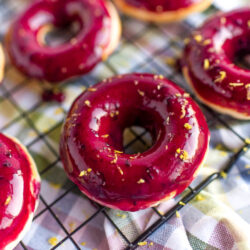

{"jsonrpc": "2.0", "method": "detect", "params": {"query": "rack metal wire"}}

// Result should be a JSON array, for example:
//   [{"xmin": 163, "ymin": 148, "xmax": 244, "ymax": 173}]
[{"xmin": 0, "ymin": 1, "xmax": 249, "ymax": 249}]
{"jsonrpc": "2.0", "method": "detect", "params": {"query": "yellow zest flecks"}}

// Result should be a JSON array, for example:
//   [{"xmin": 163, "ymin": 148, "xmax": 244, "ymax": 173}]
[
  {"xmin": 81, "ymin": 242, "xmax": 86, "ymax": 246},
  {"xmin": 180, "ymin": 106, "xmax": 186, "ymax": 119},
  {"xmin": 175, "ymin": 93, "xmax": 182, "ymax": 97},
  {"xmin": 203, "ymin": 39, "xmax": 211, "ymax": 46},
  {"xmin": 166, "ymin": 117, "xmax": 170, "ymax": 125},
  {"xmin": 184, "ymin": 37, "xmax": 190, "ymax": 45},
  {"xmin": 245, "ymin": 165, "xmax": 250, "ymax": 169},
  {"xmin": 149, "ymin": 242, "xmax": 154, "ymax": 246},
  {"xmin": 214, "ymin": 71, "xmax": 226, "ymax": 83},
  {"xmin": 110, "ymin": 154, "xmax": 118, "ymax": 164},
  {"xmin": 4, "ymin": 196, "xmax": 11, "ymax": 206},
  {"xmin": 54, "ymin": 107, "xmax": 63, "ymax": 115},
  {"xmin": 229, "ymin": 83, "xmax": 244, "ymax": 87},
  {"xmin": 50, "ymin": 183, "xmax": 62, "ymax": 189},
  {"xmin": 220, "ymin": 17, "xmax": 226, "ymax": 24},
  {"xmin": 194, "ymin": 34, "xmax": 203, "ymax": 42},
  {"xmin": 137, "ymin": 178, "xmax": 145, "ymax": 184},
  {"xmin": 184, "ymin": 123, "xmax": 192, "ymax": 130},
  {"xmin": 84, "ymin": 100, "xmax": 91, "ymax": 107},
  {"xmin": 101, "ymin": 134, "xmax": 109, "ymax": 138},
  {"xmin": 195, "ymin": 194, "xmax": 205, "ymax": 201},
  {"xmin": 69, "ymin": 221, "xmax": 76, "ymax": 232},
  {"xmin": 183, "ymin": 93, "xmax": 190, "ymax": 98},
  {"xmin": 166, "ymin": 57, "xmax": 176, "ymax": 66},
  {"xmin": 203, "ymin": 59, "xmax": 210, "ymax": 70},
  {"xmin": 248, "ymin": 20, "xmax": 250, "ymax": 28},
  {"xmin": 154, "ymin": 74, "xmax": 164, "ymax": 80},
  {"xmin": 117, "ymin": 166, "xmax": 124, "ymax": 175},
  {"xmin": 110, "ymin": 110, "xmax": 119, "ymax": 118},
  {"xmin": 220, "ymin": 171, "xmax": 227, "ymax": 179},
  {"xmin": 137, "ymin": 90, "xmax": 145, "ymax": 96},
  {"xmin": 176, "ymin": 211, "xmax": 181, "ymax": 218},
  {"xmin": 243, "ymin": 147, "xmax": 248, "ymax": 152},
  {"xmin": 87, "ymin": 168, "xmax": 92, "ymax": 173},
  {"xmin": 88, "ymin": 87, "xmax": 97, "ymax": 92},
  {"xmin": 179, "ymin": 201, "xmax": 186, "ymax": 206},
  {"xmin": 114, "ymin": 150, "xmax": 123, "ymax": 154},
  {"xmin": 138, "ymin": 241, "xmax": 147, "ymax": 246},
  {"xmin": 176, "ymin": 148, "xmax": 189, "ymax": 161},
  {"xmin": 246, "ymin": 84, "xmax": 250, "ymax": 100},
  {"xmin": 245, "ymin": 138, "xmax": 250, "ymax": 144},
  {"xmin": 79, "ymin": 170, "xmax": 87, "ymax": 177},
  {"xmin": 48, "ymin": 237, "xmax": 58, "ymax": 246},
  {"xmin": 116, "ymin": 212, "xmax": 127, "ymax": 219},
  {"xmin": 220, "ymin": 151, "xmax": 228, "ymax": 157}
]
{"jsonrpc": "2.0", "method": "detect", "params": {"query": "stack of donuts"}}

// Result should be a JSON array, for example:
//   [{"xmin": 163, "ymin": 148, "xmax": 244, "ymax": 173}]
[{"xmin": 1, "ymin": 0, "xmax": 250, "ymax": 247}]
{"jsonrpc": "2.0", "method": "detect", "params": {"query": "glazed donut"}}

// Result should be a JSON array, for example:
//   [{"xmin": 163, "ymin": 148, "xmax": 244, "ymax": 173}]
[
  {"xmin": 0, "ymin": 133, "xmax": 40, "ymax": 249},
  {"xmin": 6, "ymin": 0, "xmax": 121, "ymax": 83},
  {"xmin": 182, "ymin": 8, "xmax": 250, "ymax": 119},
  {"xmin": 60, "ymin": 73, "xmax": 210, "ymax": 211},
  {"xmin": 0, "ymin": 44, "xmax": 5, "ymax": 83},
  {"xmin": 113, "ymin": 0, "xmax": 212, "ymax": 23}
]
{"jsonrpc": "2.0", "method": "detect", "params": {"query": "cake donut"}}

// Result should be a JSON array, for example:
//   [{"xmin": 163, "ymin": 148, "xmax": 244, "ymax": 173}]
[
  {"xmin": 0, "ymin": 133, "xmax": 40, "ymax": 249},
  {"xmin": 113, "ymin": 0, "xmax": 212, "ymax": 23},
  {"xmin": 0, "ymin": 44, "xmax": 5, "ymax": 83},
  {"xmin": 6, "ymin": 0, "xmax": 121, "ymax": 83},
  {"xmin": 183, "ymin": 8, "xmax": 250, "ymax": 119},
  {"xmin": 60, "ymin": 73, "xmax": 210, "ymax": 211}
]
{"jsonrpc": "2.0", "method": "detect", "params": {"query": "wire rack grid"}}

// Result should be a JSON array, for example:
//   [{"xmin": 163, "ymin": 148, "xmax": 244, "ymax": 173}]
[{"xmin": 0, "ymin": 0, "xmax": 250, "ymax": 249}]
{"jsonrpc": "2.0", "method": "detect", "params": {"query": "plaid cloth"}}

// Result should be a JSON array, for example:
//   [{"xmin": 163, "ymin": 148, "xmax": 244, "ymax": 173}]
[{"xmin": 0, "ymin": 0, "xmax": 250, "ymax": 249}]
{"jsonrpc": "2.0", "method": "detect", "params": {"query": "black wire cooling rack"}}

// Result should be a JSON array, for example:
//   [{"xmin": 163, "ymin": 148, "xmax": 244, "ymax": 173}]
[{"xmin": 0, "ymin": 0, "xmax": 249, "ymax": 249}]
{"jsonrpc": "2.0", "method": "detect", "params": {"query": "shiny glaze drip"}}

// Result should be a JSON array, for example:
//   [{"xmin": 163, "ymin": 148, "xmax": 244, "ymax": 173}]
[
  {"xmin": 0, "ymin": 133, "xmax": 40, "ymax": 249},
  {"xmin": 183, "ymin": 8, "xmax": 250, "ymax": 117},
  {"xmin": 124, "ymin": 0, "xmax": 202, "ymax": 12},
  {"xmin": 60, "ymin": 73, "xmax": 210, "ymax": 211},
  {"xmin": 7, "ymin": 0, "xmax": 113, "ymax": 82}
]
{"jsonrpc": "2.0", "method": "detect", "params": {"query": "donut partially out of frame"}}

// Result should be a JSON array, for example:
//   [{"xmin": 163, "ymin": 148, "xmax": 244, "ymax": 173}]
[
  {"xmin": 0, "ymin": 133, "xmax": 40, "ymax": 249},
  {"xmin": 6, "ymin": 0, "xmax": 121, "ymax": 82},
  {"xmin": 183, "ymin": 8, "xmax": 250, "ymax": 119},
  {"xmin": 113, "ymin": 0, "xmax": 212, "ymax": 23}
]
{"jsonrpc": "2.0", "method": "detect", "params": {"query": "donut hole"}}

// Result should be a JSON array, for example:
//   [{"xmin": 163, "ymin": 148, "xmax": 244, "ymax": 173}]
[
  {"xmin": 123, "ymin": 126, "xmax": 153, "ymax": 154},
  {"xmin": 37, "ymin": 21, "xmax": 81, "ymax": 47},
  {"xmin": 223, "ymin": 35, "xmax": 250, "ymax": 70},
  {"xmin": 234, "ymin": 49, "xmax": 250, "ymax": 70}
]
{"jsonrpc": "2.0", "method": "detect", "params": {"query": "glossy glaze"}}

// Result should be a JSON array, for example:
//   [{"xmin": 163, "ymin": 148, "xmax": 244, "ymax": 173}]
[
  {"xmin": 124, "ymin": 0, "xmax": 202, "ymax": 11},
  {"xmin": 183, "ymin": 8, "xmax": 250, "ymax": 117},
  {"xmin": 7, "ymin": 0, "xmax": 114, "ymax": 82},
  {"xmin": 60, "ymin": 73, "xmax": 210, "ymax": 211},
  {"xmin": 0, "ymin": 133, "xmax": 40, "ymax": 249}
]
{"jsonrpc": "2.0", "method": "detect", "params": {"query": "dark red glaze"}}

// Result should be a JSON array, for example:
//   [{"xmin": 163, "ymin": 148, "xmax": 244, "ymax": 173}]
[
  {"xmin": 124, "ymin": 0, "xmax": 202, "ymax": 12},
  {"xmin": 42, "ymin": 88, "xmax": 66, "ymax": 103},
  {"xmin": 60, "ymin": 73, "xmax": 210, "ymax": 211},
  {"xmin": 0, "ymin": 133, "xmax": 40, "ymax": 249},
  {"xmin": 183, "ymin": 8, "xmax": 250, "ymax": 117},
  {"xmin": 7, "ymin": 0, "xmax": 114, "ymax": 82}
]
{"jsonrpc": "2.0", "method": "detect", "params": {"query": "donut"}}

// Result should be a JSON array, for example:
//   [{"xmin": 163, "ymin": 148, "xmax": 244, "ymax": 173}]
[
  {"xmin": 182, "ymin": 8, "xmax": 250, "ymax": 119},
  {"xmin": 6, "ymin": 0, "xmax": 121, "ymax": 83},
  {"xmin": 60, "ymin": 73, "xmax": 210, "ymax": 211},
  {"xmin": 0, "ymin": 44, "xmax": 5, "ymax": 83},
  {"xmin": 113, "ymin": 0, "xmax": 212, "ymax": 23},
  {"xmin": 0, "ymin": 133, "xmax": 40, "ymax": 249}
]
